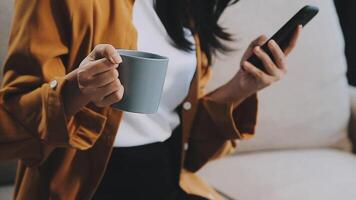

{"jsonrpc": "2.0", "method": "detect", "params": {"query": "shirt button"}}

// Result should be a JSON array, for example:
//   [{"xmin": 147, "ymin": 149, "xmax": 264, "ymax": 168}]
[
  {"xmin": 184, "ymin": 143, "xmax": 189, "ymax": 151},
  {"xmin": 183, "ymin": 101, "xmax": 192, "ymax": 110},
  {"xmin": 49, "ymin": 80, "xmax": 58, "ymax": 89}
]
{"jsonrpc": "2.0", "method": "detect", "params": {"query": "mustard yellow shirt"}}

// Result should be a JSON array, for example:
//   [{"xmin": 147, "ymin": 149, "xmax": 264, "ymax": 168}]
[{"xmin": 0, "ymin": 0, "xmax": 257, "ymax": 199}]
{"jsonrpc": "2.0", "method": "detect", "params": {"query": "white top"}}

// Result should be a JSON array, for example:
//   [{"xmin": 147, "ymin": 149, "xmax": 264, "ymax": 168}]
[{"xmin": 114, "ymin": 0, "xmax": 197, "ymax": 147}]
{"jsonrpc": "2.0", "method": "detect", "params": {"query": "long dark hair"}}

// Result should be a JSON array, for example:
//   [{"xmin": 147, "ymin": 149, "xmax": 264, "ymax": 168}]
[{"xmin": 154, "ymin": 0, "xmax": 239, "ymax": 64}]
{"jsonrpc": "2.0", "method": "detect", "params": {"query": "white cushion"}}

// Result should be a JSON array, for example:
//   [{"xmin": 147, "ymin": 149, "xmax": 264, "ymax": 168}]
[
  {"xmin": 198, "ymin": 149, "xmax": 356, "ymax": 200},
  {"xmin": 208, "ymin": 0, "xmax": 350, "ymax": 151},
  {"xmin": 0, "ymin": 185, "xmax": 13, "ymax": 200}
]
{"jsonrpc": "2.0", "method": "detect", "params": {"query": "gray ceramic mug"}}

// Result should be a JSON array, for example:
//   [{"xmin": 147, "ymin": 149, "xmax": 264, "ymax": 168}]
[{"xmin": 111, "ymin": 49, "xmax": 169, "ymax": 114}]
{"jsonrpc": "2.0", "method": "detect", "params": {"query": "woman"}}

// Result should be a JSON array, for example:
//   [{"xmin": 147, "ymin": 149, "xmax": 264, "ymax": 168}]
[{"xmin": 0, "ymin": 0, "xmax": 300, "ymax": 199}]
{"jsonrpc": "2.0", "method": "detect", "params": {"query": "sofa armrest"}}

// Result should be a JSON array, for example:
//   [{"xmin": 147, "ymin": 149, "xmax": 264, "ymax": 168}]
[{"xmin": 349, "ymin": 86, "xmax": 356, "ymax": 153}]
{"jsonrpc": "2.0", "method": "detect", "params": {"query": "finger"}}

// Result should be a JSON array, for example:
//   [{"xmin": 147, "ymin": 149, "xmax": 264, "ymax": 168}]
[
  {"xmin": 97, "ymin": 79, "xmax": 122, "ymax": 98},
  {"xmin": 246, "ymin": 35, "xmax": 268, "ymax": 54},
  {"xmin": 242, "ymin": 61, "xmax": 274, "ymax": 85},
  {"xmin": 242, "ymin": 35, "xmax": 269, "ymax": 62},
  {"xmin": 86, "ymin": 58, "xmax": 118, "ymax": 76},
  {"xmin": 251, "ymin": 35, "xmax": 268, "ymax": 47},
  {"xmin": 242, "ymin": 61, "xmax": 270, "ymax": 79},
  {"xmin": 268, "ymin": 40, "xmax": 287, "ymax": 72},
  {"xmin": 90, "ymin": 44, "xmax": 122, "ymax": 64},
  {"xmin": 92, "ymin": 69, "xmax": 119, "ymax": 87},
  {"xmin": 284, "ymin": 25, "xmax": 302, "ymax": 55},
  {"xmin": 95, "ymin": 85, "xmax": 124, "ymax": 107},
  {"xmin": 253, "ymin": 46, "xmax": 280, "ymax": 76}
]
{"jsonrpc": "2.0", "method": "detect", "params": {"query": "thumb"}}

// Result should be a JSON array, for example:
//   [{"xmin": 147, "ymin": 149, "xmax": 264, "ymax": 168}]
[{"xmin": 89, "ymin": 44, "xmax": 122, "ymax": 64}]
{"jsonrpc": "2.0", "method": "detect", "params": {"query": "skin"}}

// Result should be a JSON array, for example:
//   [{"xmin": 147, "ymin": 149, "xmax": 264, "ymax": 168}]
[
  {"xmin": 62, "ymin": 25, "xmax": 302, "ymax": 116},
  {"xmin": 209, "ymin": 25, "xmax": 302, "ymax": 108},
  {"xmin": 62, "ymin": 44, "xmax": 124, "ymax": 116}
]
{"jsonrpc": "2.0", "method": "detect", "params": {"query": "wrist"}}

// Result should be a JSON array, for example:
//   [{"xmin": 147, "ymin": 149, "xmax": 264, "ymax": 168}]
[
  {"xmin": 226, "ymin": 78, "xmax": 252, "ymax": 107},
  {"xmin": 63, "ymin": 70, "xmax": 90, "ymax": 116},
  {"xmin": 208, "ymin": 79, "xmax": 251, "ymax": 108}
]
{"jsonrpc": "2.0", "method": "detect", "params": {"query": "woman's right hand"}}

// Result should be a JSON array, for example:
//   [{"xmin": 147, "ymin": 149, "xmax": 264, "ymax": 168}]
[
  {"xmin": 77, "ymin": 44, "xmax": 124, "ymax": 107},
  {"xmin": 63, "ymin": 44, "xmax": 124, "ymax": 116}
]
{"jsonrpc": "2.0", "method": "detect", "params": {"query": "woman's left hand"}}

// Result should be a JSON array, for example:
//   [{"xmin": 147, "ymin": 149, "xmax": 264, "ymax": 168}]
[
  {"xmin": 208, "ymin": 25, "xmax": 301, "ymax": 107},
  {"xmin": 233, "ymin": 25, "xmax": 302, "ymax": 98}
]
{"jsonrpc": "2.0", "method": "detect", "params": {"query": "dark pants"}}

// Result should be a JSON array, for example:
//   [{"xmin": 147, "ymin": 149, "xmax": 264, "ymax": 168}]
[{"xmin": 93, "ymin": 127, "xmax": 207, "ymax": 200}]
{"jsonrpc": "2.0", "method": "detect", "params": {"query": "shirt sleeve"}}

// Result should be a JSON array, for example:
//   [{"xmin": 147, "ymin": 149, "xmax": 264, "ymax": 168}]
[
  {"xmin": 199, "ymin": 92, "xmax": 258, "ymax": 140},
  {"xmin": 0, "ymin": 0, "xmax": 107, "ymax": 165},
  {"xmin": 184, "ymin": 57, "xmax": 258, "ymax": 172}
]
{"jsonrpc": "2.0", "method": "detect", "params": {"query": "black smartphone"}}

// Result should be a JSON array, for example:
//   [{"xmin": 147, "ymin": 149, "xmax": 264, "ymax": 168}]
[{"xmin": 247, "ymin": 5, "xmax": 319, "ymax": 72}]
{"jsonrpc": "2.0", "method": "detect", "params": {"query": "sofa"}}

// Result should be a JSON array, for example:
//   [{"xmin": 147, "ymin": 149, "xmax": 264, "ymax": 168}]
[
  {"xmin": 1, "ymin": 0, "xmax": 356, "ymax": 200},
  {"xmin": 198, "ymin": 0, "xmax": 356, "ymax": 199}
]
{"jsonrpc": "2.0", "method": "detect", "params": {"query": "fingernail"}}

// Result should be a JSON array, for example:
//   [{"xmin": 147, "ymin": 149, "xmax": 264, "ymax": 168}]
[
  {"xmin": 254, "ymin": 46, "xmax": 260, "ymax": 53},
  {"xmin": 269, "ymin": 40, "xmax": 276, "ymax": 46},
  {"xmin": 242, "ymin": 62, "xmax": 250, "ymax": 70},
  {"xmin": 111, "ymin": 54, "xmax": 122, "ymax": 64}
]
